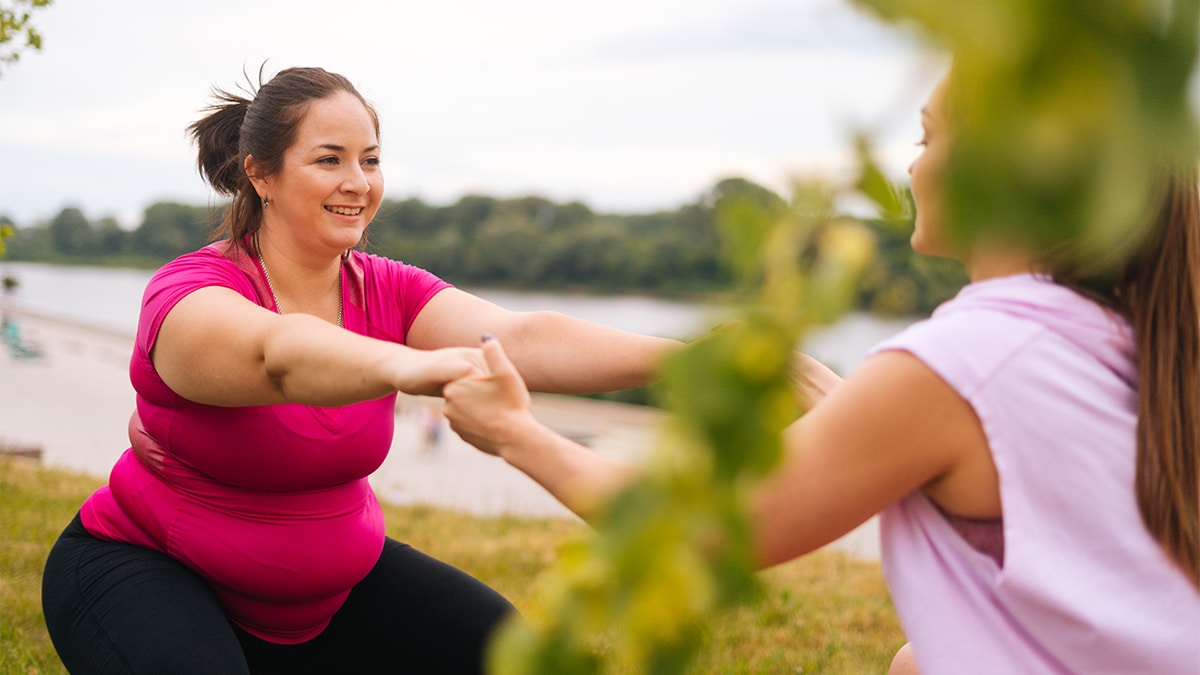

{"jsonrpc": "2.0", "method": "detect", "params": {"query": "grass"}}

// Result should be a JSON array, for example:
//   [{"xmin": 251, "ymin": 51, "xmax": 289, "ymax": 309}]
[{"xmin": 1, "ymin": 459, "xmax": 903, "ymax": 674}]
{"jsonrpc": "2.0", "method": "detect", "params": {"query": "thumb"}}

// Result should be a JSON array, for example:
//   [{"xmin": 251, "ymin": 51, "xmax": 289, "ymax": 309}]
[{"xmin": 480, "ymin": 333, "xmax": 517, "ymax": 376}]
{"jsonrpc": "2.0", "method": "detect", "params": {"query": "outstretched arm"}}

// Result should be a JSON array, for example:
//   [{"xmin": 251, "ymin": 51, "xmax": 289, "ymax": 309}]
[
  {"xmin": 445, "ymin": 337, "xmax": 993, "ymax": 570},
  {"xmin": 407, "ymin": 288, "xmax": 681, "ymax": 394},
  {"xmin": 153, "ymin": 286, "xmax": 485, "ymax": 408}
]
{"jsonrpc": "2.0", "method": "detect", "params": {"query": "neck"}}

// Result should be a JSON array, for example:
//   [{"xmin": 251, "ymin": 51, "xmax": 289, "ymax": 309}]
[
  {"xmin": 253, "ymin": 231, "xmax": 344, "ymax": 326},
  {"xmin": 964, "ymin": 243, "xmax": 1036, "ymax": 283}
]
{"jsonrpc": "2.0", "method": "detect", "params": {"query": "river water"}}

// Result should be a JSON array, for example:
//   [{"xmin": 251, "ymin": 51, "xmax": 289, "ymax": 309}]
[{"xmin": 0, "ymin": 261, "xmax": 917, "ymax": 374}]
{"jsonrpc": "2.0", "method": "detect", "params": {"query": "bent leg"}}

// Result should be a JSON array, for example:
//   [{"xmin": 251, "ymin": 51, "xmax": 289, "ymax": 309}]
[
  {"xmin": 42, "ymin": 514, "xmax": 249, "ymax": 675},
  {"xmin": 239, "ymin": 537, "xmax": 516, "ymax": 675}
]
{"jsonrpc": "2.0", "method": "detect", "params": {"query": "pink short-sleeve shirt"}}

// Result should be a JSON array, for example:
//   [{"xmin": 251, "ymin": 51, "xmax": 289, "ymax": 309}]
[{"xmin": 80, "ymin": 242, "xmax": 451, "ymax": 644}]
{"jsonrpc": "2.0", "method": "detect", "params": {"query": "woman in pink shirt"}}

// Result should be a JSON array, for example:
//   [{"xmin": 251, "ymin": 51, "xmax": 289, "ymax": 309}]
[
  {"xmin": 443, "ymin": 68, "xmax": 1200, "ymax": 673},
  {"xmin": 40, "ymin": 67, "xmax": 679, "ymax": 674}
]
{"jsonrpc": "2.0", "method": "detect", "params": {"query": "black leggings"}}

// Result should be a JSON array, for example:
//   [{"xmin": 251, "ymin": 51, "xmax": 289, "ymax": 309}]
[{"xmin": 42, "ymin": 514, "xmax": 516, "ymax": 674}]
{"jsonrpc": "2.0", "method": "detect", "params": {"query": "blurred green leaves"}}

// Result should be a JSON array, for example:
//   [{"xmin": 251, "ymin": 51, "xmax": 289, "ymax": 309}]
[
  {"xmin": 0, "ymin": 222, "xmax": 13, "ymax": 257},
  {"xmin": 854, "ymin": 0, "xmax": 1199, "ymax": 272},
  {"xmin": 487, "ymin": 154, "xmax": 890, "ymax": 673},
  {"xmin": 0, "ymin": 0, "xmax": 53, "ymax": 71},
  {"xmin": 487, "ymin": 1, "xmax": 1199, "ymax": 673}
]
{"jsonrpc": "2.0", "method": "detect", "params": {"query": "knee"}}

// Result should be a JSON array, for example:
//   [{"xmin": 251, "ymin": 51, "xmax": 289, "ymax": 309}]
[{"xmin": 887, "ymin": 642, "xmax": 919, "ymax": 675}]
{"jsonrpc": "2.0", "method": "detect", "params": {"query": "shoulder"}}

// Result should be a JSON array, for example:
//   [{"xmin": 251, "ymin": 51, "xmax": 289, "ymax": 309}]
[
  {"xmin": 872, "ymin": 310, "xmax": 1043, "ymax": 401},
  {"xmin": 348, "ymin": 250, "xmax": 452, "ymax": 298},
  {"xmin": 149, "ymin": 243, "xmax": 254, "ymax": 293},
  {"xmin": 136, "ymin": 243, "xmax": 259, "ymax": 352},
  {"xmin": 351, "ymin": 250, "xmax": 447, "ymax": 282},
  {"xmin": 869, "ymin": 274, "xmax": 1114, "ymax": 399},
  {"xmin": 345, "ymin": 251, "xmax": 454, "ymax": 340},
  {"xmin": 144, "ymin": 243, "xmax": 260, "ymax": 312}
]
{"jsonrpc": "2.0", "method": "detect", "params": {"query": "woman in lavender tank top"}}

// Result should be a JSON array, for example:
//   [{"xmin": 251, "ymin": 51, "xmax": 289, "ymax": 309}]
[{"xmin": 443, "ymin": 65, "xmax": 1200, "ymax": 673}]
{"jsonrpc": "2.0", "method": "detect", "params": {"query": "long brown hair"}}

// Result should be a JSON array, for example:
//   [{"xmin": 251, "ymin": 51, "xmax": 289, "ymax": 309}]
[
  {"xmin": 942, "ymin": 61, "xmax": 1199, "ymax": 586},
  {"xmin": 185, "ymin": 66, "xmax": 380, "ymax": 253},
  {"xmin": 1124, "ymin": 164, "xmax": 1199, "ymax": 588},
  {"xmin": 1057, "ymin": 163, "xmax": 1200, "ymax": 588}
]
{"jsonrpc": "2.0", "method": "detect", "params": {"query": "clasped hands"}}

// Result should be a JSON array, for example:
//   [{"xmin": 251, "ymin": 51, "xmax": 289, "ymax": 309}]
[
  {"xmin": 440, "ymin": 333, "xmax": 843, "ymax": 459},
  {"xmin": 442, "ymin": 335, "xmax": 534, "ymax": 458}
]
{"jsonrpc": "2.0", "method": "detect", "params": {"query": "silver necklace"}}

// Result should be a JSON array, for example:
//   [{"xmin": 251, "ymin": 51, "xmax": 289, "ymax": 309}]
[{"xmin": 254, "ymin": 234, "xmax": 343, "ymax": 328}]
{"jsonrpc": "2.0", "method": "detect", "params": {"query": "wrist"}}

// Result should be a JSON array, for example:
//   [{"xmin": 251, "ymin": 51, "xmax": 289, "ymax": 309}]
[{"xmin": 495, "ymin": 412, "xmax": 549, "ymax": 466}]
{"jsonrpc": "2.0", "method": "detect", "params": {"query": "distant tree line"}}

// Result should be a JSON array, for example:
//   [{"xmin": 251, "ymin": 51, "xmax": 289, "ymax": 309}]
[{"xmin": 0, "ymin": 176, "xmax": 967, "ymax": 316}]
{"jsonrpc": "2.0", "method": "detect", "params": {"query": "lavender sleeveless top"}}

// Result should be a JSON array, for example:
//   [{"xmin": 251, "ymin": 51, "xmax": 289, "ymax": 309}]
[{"xmin": 871, "ymin": 274, "xmax": 1200, "ymax": 674}]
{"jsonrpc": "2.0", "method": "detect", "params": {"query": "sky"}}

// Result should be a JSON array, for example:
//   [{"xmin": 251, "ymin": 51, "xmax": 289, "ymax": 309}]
[{"xmin": 0, "ymin": 0, "xmax": 946, "ymax": 228}]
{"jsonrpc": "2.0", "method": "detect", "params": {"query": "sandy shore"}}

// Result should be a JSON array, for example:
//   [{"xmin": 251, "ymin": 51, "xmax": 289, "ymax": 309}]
[{"xmin": 0, "ymin": 309, "xmax": 878, "ymax": 559}]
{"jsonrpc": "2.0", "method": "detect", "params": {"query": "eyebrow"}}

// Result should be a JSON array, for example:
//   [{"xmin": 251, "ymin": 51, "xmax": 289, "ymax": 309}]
[{"xmin": 312, "ymin": 143, "xmax": 381, "ymax": 153}]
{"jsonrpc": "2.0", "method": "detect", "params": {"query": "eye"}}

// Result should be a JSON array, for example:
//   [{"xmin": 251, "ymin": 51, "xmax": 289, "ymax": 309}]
[
  {"xmin": 317, "ymin": 156, "xmax": 340, "ymax": 165},
  {"xmin": 363, "ymin": 156, "xmax": 381, "ymax": 167}
]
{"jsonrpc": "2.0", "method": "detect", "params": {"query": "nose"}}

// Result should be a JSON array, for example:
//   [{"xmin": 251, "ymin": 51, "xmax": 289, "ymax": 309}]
[
  {"xmin": 341, "ymin": 164, "xmax": 370, "ymax": 194},
  {"xmin": 907, "ymin": 159, "xmax": 915, "ymax": 176}
]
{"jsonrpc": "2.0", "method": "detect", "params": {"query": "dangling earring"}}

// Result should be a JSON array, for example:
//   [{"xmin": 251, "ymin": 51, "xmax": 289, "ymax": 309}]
[{"xmin": 262, "ymin": 195, "xmax": 271, "ymax": 208}]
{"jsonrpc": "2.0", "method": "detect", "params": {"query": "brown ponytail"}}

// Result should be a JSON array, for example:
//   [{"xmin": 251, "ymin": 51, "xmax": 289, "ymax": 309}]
[
  {"xmin": 187, "ymin": 88, "xmax": 258, "ymax": 249},
  {"xmin": 188, "ymin": 89, "xmax": 250, "ymax": 196}
]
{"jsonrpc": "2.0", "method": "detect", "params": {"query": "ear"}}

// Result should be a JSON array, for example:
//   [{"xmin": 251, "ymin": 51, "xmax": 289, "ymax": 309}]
[{"xmin": 244, "ymin": 155, "xmax": 270, "ymax": 198}]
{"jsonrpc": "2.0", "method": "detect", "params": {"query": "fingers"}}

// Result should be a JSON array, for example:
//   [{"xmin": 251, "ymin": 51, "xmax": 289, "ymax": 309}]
[
  {"xmin": 441, "ymin": 335, "xmax": 522, "ymax": 457},
  {"xmin": 393, "ymin": 346, "xmax": 486, "ymax": 398},
  {"xmin": 480, "ymin": 332, "xmax": 516, "ymax": 376},
  {"xmin": 789, "ymin": 351, "xmax": 842, "ymax": 411}
]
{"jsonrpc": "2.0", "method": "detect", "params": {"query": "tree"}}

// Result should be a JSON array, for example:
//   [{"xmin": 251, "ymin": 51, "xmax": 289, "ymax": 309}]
[
  {"xmin": 93, "ymin": 217, "xmax": 128, "ymax": 256},
  {"xmin": 447, "ymin": 194, "xmax": 497, "ymax": 237},
  {"xmin": 540, "ymin": 219, "xmax": 630, "ymax": 286},
  {"xmin": 130, "ymin": 202, "xmax": 214, "ymax": 260},
  {"xmin": 48, "ymin": 206, "xmax": 92, "ymax": 255},
  {"xmin": 0, "ymin": 0, "xmax": 53, "ymax": 71},
  {"xmin": 466, "ymin": 214, "xmax": 547, "ymax": 283}
]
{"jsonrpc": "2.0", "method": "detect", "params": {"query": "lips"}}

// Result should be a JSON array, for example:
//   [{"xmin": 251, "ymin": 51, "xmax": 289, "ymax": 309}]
[{"xmin": 325, "ymin": 206, "xmax": 364, "ymax": 216}]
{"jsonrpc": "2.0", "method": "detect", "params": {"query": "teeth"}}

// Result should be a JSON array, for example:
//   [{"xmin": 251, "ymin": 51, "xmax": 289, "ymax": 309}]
[{"xmin": 326, "ymin": 206, "xmax": 363, "ymax": 216}]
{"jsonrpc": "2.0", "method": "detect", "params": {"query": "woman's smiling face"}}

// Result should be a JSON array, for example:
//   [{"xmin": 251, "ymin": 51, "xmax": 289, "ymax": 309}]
[{"xmin": 257, "ymin": 90, "xmax": 384, "ymax": 256}]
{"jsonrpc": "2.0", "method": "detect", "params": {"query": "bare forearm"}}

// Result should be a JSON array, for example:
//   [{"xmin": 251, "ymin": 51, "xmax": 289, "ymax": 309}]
[
  {"xmin": 502, "ymin": 311, "xmax": 681, "ymax": 393},
  {"xmin": 262, "ymin": 314, "xmax": 473, "ymax": 407},
  {"xmin": 497, "ymin": 415, "xmax": 637, "ymax": 522}
]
